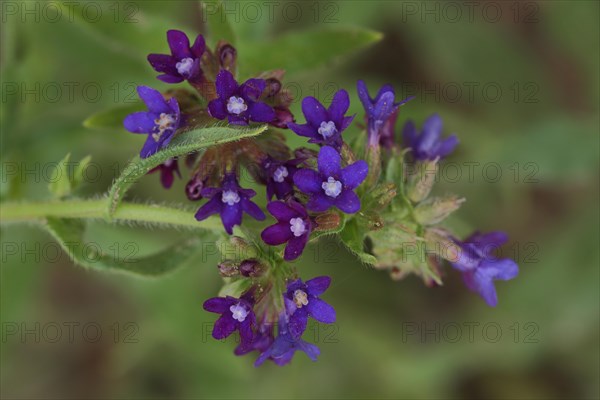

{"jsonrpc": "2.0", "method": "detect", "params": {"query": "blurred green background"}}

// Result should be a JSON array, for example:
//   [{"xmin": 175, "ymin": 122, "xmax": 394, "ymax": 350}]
[{"xmin": 1, "ymin": 1, "xmax": 599, "ymax": 398}]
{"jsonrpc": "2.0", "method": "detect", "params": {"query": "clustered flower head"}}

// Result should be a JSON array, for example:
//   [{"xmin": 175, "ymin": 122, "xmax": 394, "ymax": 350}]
[{"xmin": 121, "ymin": 28, "xmax": 521, "ymax": 367}]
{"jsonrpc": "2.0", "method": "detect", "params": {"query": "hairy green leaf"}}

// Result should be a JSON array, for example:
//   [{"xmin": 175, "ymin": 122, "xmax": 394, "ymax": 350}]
[
  {"xmin": 106, "ymin": 123, "xmax": 268, "ymax": 217},
  {"xmin": 43, "ymin": 218, "xmax": 208, "ymax": 277},
  {"xmin": 339, "ymin": 218, "xmax": 377, "ymax": 265}
]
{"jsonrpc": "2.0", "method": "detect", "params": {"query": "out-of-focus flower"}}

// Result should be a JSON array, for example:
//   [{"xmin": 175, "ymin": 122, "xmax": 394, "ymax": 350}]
[{"xmin": 451, "ymin": 231, "xmax": 519, "ymax": 306}]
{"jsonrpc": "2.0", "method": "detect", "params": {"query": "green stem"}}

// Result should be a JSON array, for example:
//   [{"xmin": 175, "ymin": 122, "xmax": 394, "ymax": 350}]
[{"xmin": 0, "ymin": 199, "xmax": 222, "ymax": 231}]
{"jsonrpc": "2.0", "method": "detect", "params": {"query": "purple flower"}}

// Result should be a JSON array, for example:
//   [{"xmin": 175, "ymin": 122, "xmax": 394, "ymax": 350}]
[
  {"xmin": 235, "ymin": 320, "xmax": 274, "ymax": 357},
  {"xmin": 284, "ymin": 276, "xmax": 336, "ymax": 339},
  {"xmin": 123, "ymin": 86, "xmax": 181, "ymax": 158},
  {"xmin": 149, "ymin": 158, "xmax": 180, "ymax": 189},
  {"xmin": 357, "ymin": 80, "xmax": 413, "ymax": 148},
  {"xmin": 255, "ymin": 314, "xmax": 320, "ymax": 367},
  {"xmin": 451, "ymin": 231, "xmax": 519, "ymax": 307},
  {"xmin": 288, "ymin": 90, "xmax": 354, "ymax": 149},
  {"xmin": 195, "ymin": 173, "xmax": 266, "ymax": 234},
  {"xmin": 293, "ymin": 146, "xmax": 368, "ymax": 214},
  {"xmin": 203, "ymin": 294, "xmax": 255, "ymax": 348},
  {"xmin": 263, "ymin": 157, "xmax": 304, "ymax": 200},
  {"xmin": 403, "ymin": 114, "xmax": 458, "ymax": 161},
  {"xmin": 147, "ymin": 30, "xmax": 206, "ymax": 84},
  {"xmin": 208, "ymin": 70, "xmax": 276, "ymax": 125},
  {"xmin": 261, "ymin": 200, "xmax": 312, "ymax": 261}
]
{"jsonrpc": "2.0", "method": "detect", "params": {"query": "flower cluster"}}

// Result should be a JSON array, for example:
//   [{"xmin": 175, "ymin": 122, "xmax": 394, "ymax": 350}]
[
  {"xmin": 204, "ymin": 276, "xmax": 335, "ymax": 366},
  {"xmin": 120, "ymin": 28, "xmax": 520, "ymax": 366}
]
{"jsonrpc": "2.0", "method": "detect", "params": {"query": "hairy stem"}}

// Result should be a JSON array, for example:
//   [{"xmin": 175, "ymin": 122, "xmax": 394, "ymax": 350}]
[{"xmin": 0, "ymin": 199, "xmax": 222, "ymax": 231}]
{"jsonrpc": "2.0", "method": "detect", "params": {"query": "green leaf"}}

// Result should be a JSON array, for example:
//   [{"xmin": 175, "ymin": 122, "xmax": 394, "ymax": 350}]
[
  {"xmin": 106, "ymin": 123, "xmax": 268, "ymax": 217},
  {"xmin": 238, "ymin": 27, "xmax": 383, "ymax": 78},
  {"xmin": 43, "ymin": 218, "xmax": 206, "ymax": 277},
  {"xmin": 83, "ymin": 103, "xmax": 144, "ymax": 130},
  {"xmin": 48, "ymin": 153, "xmax": 73, "ymax": 199},
  {"xmin": 72, "ymin": 155, "xmax": 92, "ymax": 189},
  {"xmin": 201, "ymin": 0, "xmax": 236, "ymax": 46},
  {"xmin": 339, "ymin": 218, "xmax": 377, "ymax": 265}
]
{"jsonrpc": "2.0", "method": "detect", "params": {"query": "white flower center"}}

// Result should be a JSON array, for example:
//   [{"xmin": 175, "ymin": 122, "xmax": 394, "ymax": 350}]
[
  {"xmin": 293, "ymin": 289, "xmax": 309, "ymax": 308},
  {"xmin": 273, "ymin": 166, "xmax": 289, "ymax": 183},
  {"xmin": 221, "ymin": 190, "xmax": 240, "ymax": 206},
  {"xmin": 229, "ymin": 303, "xmax": 248, "ymax": 322},
  {"xmin": 227, "ymin": 96, "xmax": 248, "ymax": 115},
  {"xmin": 317, "ymin": 120, "xmax": 337, "ymax": 138},
  {"xmin": 322, "ymin": 177, "xmax": 342, "ymax": 198},
  {"xmin": 176, "ymin": 57, "xmax": 195, "ymax": 77},
  {"xmin": 152, "ymin": 113, "xmax": 176, "ymax": 142},
  {"xmin": 289, "ymin": 217, "xmax": 307, "ymax": 237}
]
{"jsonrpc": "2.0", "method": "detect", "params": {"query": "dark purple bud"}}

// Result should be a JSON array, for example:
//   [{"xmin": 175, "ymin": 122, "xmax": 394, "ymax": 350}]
[
  {"xmin": 264, "ymin": 78, "xmax": 282, "ymax": 97},
  {"xmin": 239, "ymin": 259, "xmax": 264, "ymax": 277},
  {"xmin": 186, "ymin": 174, "xmax": 206, "ymax": 201},
  {"xmin": 270, "ymin": 107, "xmax": 295, "ymax": 129},
  {"xmin": 218, "ymin": 43, "xmax": 237, "ymax": 71}
]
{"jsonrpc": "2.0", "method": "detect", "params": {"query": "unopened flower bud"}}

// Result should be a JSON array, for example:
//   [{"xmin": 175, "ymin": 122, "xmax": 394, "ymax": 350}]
[
  {"xmin": 314, "ymin": 212, "xmax": 341, "ymax": 231},
  {"xmin": 406, "ymin": 159, "xmax": 438, "ymax": 203},
  {"xmin": 357, "ymin": 210, "xmax": 384, "ymax": 231},
  {"xmin": 218, "ymin": 236, "xmax": 258, "ymax": 261},
  {"xmin": 368, "ymin": 182, "xmax": 397, "ymax": 208},
  {"xmin": 414, "ymin": 195, "xmax": 465, "ymax": 225},
  {"xmin": 239, "ymin": 259, "xmax": 264, "ymax": 277},
  {"xmin": 218, "ymin": 43, "xmax": 237, "ymax": 72},
  {"xmin": 264, "ymin": 78, "xmax": 282, "ymax": 97},
  {"xmin": 186, "ymin": 174, "xmax": 206, "ymax": 201},
  {"xmin": 218, "ymin": 260, "xmax": 239, "ymax": 277},
  {"xmin": 269, "ymin": 107, "xmax": 294, "ymax": 129}
]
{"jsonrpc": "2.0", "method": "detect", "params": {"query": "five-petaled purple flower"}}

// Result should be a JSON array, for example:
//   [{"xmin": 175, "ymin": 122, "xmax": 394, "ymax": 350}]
[
  {"xmin": 357, "ymin": 80, "xmax": 413, "ymax": 148},
  {"xmin": 124, "ymin": 86, "xmax": 181, "ymax": 159},
  {"xmin": 288, "ymin": 90, "xmax": 354, "ymax": 150},
  {"xmin": 147, "ymin": 30, "xmax": 206, "ymax": 84},
  {"xmin": 149, "ymin": 158, "xmax": 180, "ymax": 189},
  {"xmin": 263, "ymin": 157, "xmax": 304, "ymax": 200},
  {"xmin": 208, "ymin": 70, "xmax": 276, "ymax": 125},
  {"xmin": 203, "ymin": 294, "xmax": 255, "ymax": 348},
  {"xmin": 451, "ymin": 231, "xmax": 519, "ymax": 307},
  {"xmin": 195, "ymin": 173, "xmax": 266, "ymax": 234},
  {"xmin": 403, "ymin": 114, "xmax": 458, "ymax": 161},
  {"xmin": 284, "ymin": 276, "xmax": 336, "ymax": 339},
  {"xmin": 261, "ymin": 200, "xmax": 312, "ymax": 261},
  {"xmin": 294, "ymin": 146, "xmax": 368, "ymax": 213},
  {"xmin": 255, "ymin": 313, "xmax": 320, "ymax": 366}
]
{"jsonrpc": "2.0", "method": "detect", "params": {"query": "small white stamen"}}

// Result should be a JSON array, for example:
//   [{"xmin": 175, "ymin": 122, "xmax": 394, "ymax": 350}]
[
  {"xmin": 293, "ymin": 289, "xmax": 309, "ymax": 308},
  {"xmin": 152, "ymin": 113, "xmax": 176, "ymax": 142},
  {"xmin": 221, "ymin": 190, "xmax": 240, "ymax": 206},
  {"xmin": 322, "ymin": 177, "xmax": 342, "ymax": 198},
  {"xmin": 176, "ymin": 57, "xmax": 195, "ymax": 77},
  {"xmin": 273, "ymin": 166, "xmax": 289, "ymax": 183},
  {"xmin": 317, "ymin": 120, "xmax": 337, "ymax": 138},
  {"xmin": 229, "ymin": 303, "xmax": 248, "ymax": 322},
  {"xmin": 227, "ymin": 96, "xmax": 248, "ymax": 115},
  {"xmin": 289, "ymin": 217, "xmax": 307, "ymax": 237}
]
